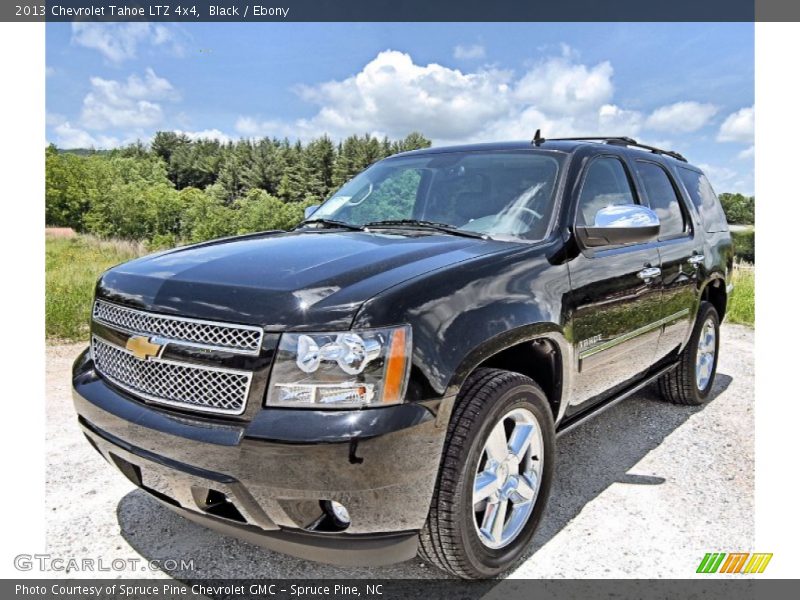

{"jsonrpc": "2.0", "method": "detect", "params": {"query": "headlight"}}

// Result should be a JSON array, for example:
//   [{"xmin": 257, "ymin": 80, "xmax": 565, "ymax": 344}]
[{"xmin": 266, "ymin": 325, "xmax": 412, "ymax": 409}]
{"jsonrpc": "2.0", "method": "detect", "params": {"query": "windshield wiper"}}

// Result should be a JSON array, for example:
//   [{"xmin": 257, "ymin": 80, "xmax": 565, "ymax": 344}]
[
  {"xmin": 364, "ymin": 219, "xmax": 489, "ymax": 239},
  {"xmin": 297, "ymin": 218, "xmax": 364, "ymax": 232}
]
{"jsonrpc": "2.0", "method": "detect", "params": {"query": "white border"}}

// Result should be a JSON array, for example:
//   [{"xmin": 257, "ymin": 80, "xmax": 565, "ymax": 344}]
[
  {"xmin": 0, "ymin": 18, "xmax": 797, "ymax": 581},
  {"xmin": 755, "ymin": 22, "xmax": 800, "ymax": 578},
  {"xmin": 0, "ymin": 22, "xmax": 46, "ymax": 576}
]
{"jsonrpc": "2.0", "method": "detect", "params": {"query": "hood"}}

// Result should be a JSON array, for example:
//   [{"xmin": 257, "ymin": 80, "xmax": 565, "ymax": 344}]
[{"xmin": 96, "ymin": 230, "xmax": 511, "ymax": 330}]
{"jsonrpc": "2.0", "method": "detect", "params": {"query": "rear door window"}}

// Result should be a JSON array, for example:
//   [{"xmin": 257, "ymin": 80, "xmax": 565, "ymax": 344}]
[{"xmin": 634, "ymin": 161, "xmax": 688, "ymax": 239}]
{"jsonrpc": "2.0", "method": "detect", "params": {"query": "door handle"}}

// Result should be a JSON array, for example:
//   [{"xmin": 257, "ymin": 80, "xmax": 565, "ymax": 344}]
[
  {"xmin": 687, "ymin": 254, "xmax": 705, "ymax": 266},
  {"xmin": 637, "ymin": 267, "xmax": 661, "ymax": 281}
]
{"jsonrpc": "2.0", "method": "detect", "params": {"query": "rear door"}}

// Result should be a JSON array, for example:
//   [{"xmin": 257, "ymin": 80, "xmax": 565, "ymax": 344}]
[
  {"xmin": 632, "ymin": 160, "xmax": 702, "ymax": 362},
  {"xmin": 566, "ymin": 155, "xmax": 662, "ymax": 416}
]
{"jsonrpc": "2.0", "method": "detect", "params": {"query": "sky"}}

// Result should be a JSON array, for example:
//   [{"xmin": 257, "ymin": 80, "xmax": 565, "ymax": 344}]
[{"xmin": 45, "ymin": 22, "xmax": 754, "ymax": 194}]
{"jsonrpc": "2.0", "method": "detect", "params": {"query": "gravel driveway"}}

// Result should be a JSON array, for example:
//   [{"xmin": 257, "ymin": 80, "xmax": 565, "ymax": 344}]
[{"xmin": 45, "ymin": 324, "xmax": 753, "ymax": 579}]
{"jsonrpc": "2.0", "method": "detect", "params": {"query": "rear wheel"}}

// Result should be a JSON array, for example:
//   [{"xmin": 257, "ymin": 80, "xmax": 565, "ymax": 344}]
[
  {"xmin": 418, "ymin": 368, "xmax": 555, "ymax": 579},
  {"xmin": 657, "ymin": 301, "xmax": 720, "ymax": 405}
]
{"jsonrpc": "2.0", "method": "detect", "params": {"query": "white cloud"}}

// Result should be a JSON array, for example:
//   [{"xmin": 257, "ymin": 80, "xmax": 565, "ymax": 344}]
[
  {"xmin": 235, "ymin": 49, "xmax": 622, "ymax": 144},
  {"xmin": 53, "ymin": 122, "xmax": 118, "ymax": 149},
  {"xmin": 514, "ymin": 55, "xmax": 614, "ymax": 116},
  {"xmin": 235, "ymin": 116, "xmax": 283, "ymax": 137},
  {"xmin": 46, "ymin": 66, "xmax": 55, "ymax": 77},
  {"xmin": 453, "ymin": 44, "xmax": 486, "ymax": 60},
  {"xmin": 46, "ymin": 113, "xmax": 66, "ymax": 127},
  {"xmin": 738, "ymin": 145, "xmax": 755, "ymax": 160},
  {"xmin": 698, "ymin": 163, "xmax": 736, "ymax": 183},
  {"xmin": 80, "ymin": 68, "xmax": 178, "ymax": 130},
  {"xmin": 597, "ymin": 104, "xmax": 643, "ymax": 135},
  {"xmin": 717, "ymin": 106, "xmax": 754, "ymax": 143},
  {"xmin": 486, "ymin": 107, "xmax": 578, "ymax": 141},
  {"xmin": 645, "ymin": 101, "xmax": 718, "ymax": 133},
  {"xmin": 696, "ymin": 162, "xmax": 752, "ymax": 194},
  {"xmin": 241, "ymin": 50, "xmax": 515, "ymax": 142},
  {"xmin": 173, "ymin": 129, "xmax": 233, "ymax": 143},
  {"xmin": 71, "ymin": 23, "xmax": 184, "ymax": 63}
]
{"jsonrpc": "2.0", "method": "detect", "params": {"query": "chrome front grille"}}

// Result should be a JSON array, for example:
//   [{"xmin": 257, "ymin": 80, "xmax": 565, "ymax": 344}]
[
  {"xmin": 91, "ymin": 336, "xmax": 252, "ymax": 415},
  {"xmin": 93, "ymin": 300, "xmax": 263, "ymax": 355}
]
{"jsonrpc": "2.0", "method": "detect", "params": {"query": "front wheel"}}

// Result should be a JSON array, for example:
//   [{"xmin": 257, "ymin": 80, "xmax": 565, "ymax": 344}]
[
  {"xmin": 418, "ymin": 368, "xmax": 555, "ymax": 579},
  {"xmin": 657, "ymin": 301, "xmax": 720, "ymax": 405}
]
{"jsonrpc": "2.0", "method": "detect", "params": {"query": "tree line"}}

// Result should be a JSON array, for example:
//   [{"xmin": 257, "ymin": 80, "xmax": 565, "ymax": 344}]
[
  {"xmin": 45, "ymin": 131, "xmax": 432, "ymax": 246},
  {"xmin": 45, "ymin": 130, "xmax": 754, "ymax": 248}
]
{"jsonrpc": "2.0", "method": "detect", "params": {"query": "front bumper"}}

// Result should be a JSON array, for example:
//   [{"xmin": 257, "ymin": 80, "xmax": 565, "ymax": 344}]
[{"xmin": 72, "ymin": 349, "xmax": 453, "ymax": 566}]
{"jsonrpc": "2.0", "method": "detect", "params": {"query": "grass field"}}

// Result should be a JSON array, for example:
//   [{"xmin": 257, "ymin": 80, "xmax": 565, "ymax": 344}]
[
  {"xmin": 45, "ymin": 233, "xmax": 756, "ymax": 342},
  {"xmin": 46, "ymin": 233, "xmax": 145, "ymax": 341},
  {"xmin": 727, "ymin": 264, "xmax": 755, "ymax": 327}
]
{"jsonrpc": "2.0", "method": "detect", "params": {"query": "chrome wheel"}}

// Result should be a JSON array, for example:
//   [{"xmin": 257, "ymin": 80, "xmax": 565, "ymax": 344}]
[
  {"xmin": 695, "ymin": 317, "xmax": 716, "ymax": 391},
  {"xmin": 472, "ymin": 407, "xmax": 543, "ymax": 549}
]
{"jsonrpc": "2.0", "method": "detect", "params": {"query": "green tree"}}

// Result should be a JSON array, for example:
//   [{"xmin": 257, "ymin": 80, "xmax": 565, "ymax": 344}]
[
  {"xmin": 217, "ymin": 141, "xmax": 252, "ymax": 203},
  {"xmin": 82, "ymin": 156, "xmax": 178, "ymax": 240},
  {"xmin": 45, "ymin": 145, "xmax": 87, "ymax": 229},
  {"xmin": 332, "ymin": 135, "xmax": 363, "ymax": 188},
  {"xmin": 241, "ymin": 138, "xmax": 282, "ymax": 194},
  {"xmin": 152, "ymin": 131, "xmax": 188, "ymax": 167},
  {"xmin": 719, "ymin": 193, "xmax": 755, "ymax": 225},
  {"xmin": 179, "ymin": 187, "xmax": 238, "ymax": 242},
  {"xmin": 169, "ymin": 139, "xmax": 223, "ymax": 189},
  {"xmin": 277, "ymin": 142, "xmax": 311, "ymax": 202},
  {"xmin": 392, "ymin": 132, "xmax": 432, "ymax": 154},
  {"xmin": 303, "ymin": 136, "xmax": 336, "ymax": 201}
]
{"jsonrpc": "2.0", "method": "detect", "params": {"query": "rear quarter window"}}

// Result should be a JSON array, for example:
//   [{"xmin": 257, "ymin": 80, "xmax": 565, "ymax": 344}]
[{"xmin": 677, "ymin": 167, "xmax": 729, "ymax": 233}]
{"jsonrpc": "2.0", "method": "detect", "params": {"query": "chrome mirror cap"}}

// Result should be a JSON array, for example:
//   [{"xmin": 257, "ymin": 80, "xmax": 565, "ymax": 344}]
[
  {"xmin": 593, "ymin": 204, "xmax": 659, "ymax": 228},
  {"xmin": 576, "ymin": 204, "xmax": 660, "ymax": 248}
]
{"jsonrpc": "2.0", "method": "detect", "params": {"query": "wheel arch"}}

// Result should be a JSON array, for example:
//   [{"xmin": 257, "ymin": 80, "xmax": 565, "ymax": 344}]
[
  {"xmin": 700, "ymin": 273, "xmax": 728, "ymax": 321},
  {"xmin": 447, "ymin": 325, "xmax": 572, "ymax": 426}
]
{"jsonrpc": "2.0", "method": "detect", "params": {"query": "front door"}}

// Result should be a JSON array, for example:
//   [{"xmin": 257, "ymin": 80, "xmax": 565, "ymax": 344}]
[{"xmin": 565, "ymin": 155, "xmax": 663, "ymax": 416}]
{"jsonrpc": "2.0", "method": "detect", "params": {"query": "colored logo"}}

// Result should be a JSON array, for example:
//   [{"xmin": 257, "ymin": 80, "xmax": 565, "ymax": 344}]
[
  {"xmin": 697, "ymin": 552, "xmax": 773, "ymax": 574},
  {"xmin": 125, "ymin": 335, "xmax": 163, "ymax": 361}
]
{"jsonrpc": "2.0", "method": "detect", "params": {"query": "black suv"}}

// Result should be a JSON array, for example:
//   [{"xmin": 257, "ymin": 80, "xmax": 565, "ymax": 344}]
[{"xmin": 72, "ymin": 136, "xmax": 733, "ymax": 578}]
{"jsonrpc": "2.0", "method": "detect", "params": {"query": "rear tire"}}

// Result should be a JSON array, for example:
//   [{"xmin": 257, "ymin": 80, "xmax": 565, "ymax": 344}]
[
  {"xmin": 657, "ymin": 301, "xmax": 720, "ymax": 405},
  {"xmin": 418, "ymin": 368, "xmax": 555, "ymax": 579}
]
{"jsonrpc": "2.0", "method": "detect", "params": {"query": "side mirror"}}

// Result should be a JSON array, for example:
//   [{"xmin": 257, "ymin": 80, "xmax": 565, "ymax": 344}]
[
  {"xmin": 304, "ymin": 205, "xmax": 320, "ymax": 219},
  {"xmin": 576, "ymin": 204, "xmax": 660, "ymax": 248}
]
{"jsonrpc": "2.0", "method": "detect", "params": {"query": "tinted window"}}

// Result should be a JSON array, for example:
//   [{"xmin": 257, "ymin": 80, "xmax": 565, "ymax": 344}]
[
  {"xmin": 635, "ymin": 162, "xmax": 686, "ymax": 239},
  {"xmin": 677, "ymin": 167, "xmax": 729, "ymax": 233},
  {"xmin": 576, "ymin": 157, "xmax": 636, "ymax": 226}
]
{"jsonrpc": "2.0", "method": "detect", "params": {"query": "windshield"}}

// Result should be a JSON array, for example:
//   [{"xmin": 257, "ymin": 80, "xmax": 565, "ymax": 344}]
[{"xmin": 308, "ymin": 150, "xmax": 564, "ymax": 241}]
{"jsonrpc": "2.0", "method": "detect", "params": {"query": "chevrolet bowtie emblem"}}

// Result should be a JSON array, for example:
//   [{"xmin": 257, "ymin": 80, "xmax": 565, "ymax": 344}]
[{"xmin": 126, "ymin": 336, "xmax": 163, "ymax": 360}]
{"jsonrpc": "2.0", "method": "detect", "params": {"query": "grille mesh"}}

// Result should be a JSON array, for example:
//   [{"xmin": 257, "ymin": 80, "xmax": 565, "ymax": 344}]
[
  {"xmin": 93, "ymin": 300, "xmax": 263, "ymax": 354},
  {"xmin": 92, "ymin": 337, "xmax": 251, "ymax": 415}
]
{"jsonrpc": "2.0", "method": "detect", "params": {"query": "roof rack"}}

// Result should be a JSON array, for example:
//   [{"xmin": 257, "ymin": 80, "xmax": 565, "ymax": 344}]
[{"xmin": 531, "ymin": 134, "xmax": 688, "ymax": 162}]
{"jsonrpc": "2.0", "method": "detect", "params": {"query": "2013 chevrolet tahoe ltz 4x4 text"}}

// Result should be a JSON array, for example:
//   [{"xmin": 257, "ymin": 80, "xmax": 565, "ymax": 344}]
[{"xmin": 72, "ymin": 135, "xmax": 733, "ymax": 578}]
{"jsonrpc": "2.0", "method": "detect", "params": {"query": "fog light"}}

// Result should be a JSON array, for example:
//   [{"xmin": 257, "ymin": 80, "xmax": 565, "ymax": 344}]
[{"xmin": 326, "ymin": 500, "xmax": 351, "ymax": 526}]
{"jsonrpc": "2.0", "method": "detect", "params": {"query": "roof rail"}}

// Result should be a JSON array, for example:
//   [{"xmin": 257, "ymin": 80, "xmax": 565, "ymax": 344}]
[{"xmin": 533, "ymin": 135, "xmax": 688, "ymax": 162}]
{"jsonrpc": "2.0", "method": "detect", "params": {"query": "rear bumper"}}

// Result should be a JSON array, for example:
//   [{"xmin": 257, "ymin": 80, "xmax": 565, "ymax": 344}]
[{"xmin": 72, "ymin": 349, "xmax": 453, "ymax": 566}]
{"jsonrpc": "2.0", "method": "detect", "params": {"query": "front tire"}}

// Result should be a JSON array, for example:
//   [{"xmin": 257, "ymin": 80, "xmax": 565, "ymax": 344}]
[
  {"xmin": 657, "ymin": 301, "xmax": 720, "ymax": 405},
  {"xmin": 418, "ymin": 368, "xmax": 555, "ymax": 579}
]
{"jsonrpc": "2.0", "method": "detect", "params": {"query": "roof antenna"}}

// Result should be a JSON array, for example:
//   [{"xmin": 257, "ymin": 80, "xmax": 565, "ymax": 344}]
[{"xmin": 532, "ymin": 129, "xmax": 545, "ymax": 146}]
